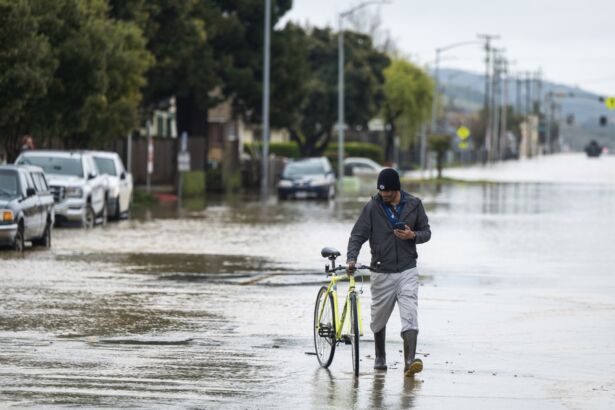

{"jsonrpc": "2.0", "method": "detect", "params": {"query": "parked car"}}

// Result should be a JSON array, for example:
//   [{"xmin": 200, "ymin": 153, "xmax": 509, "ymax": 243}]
[
  {"xmin": 277, "ymin": 157, "xmax": 336, "ymax": 200},
  {"xmin": 585, "ymin": 140, "xmax": 603, "ymax": 158},
  {"xmin": 0, "ymin": 165, "xmax": 54, "ymax": 252},
  {"xmin": 90, "ymin": 151, "xmax": 133, "ymax": 219},
  {"xmin": 16, "ymin": 151, "xmax": 107, "ymax": 228},
  {"xmin": 343, "ymin": 157, "xmax": 384, "ymax": 176}
]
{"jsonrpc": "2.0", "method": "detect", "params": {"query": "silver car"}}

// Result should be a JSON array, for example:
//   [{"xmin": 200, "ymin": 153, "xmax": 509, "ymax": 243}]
[
  {"xmin": 90, "ymin": 151, "xmax": 133, "ymax": 219},
  {"xmin": 0, "ymin": 165, "xmax": 55, "ymax": 252},
  {"xmin": 16, "ymin": 151, "xmax": 107, "ymax": 228}
]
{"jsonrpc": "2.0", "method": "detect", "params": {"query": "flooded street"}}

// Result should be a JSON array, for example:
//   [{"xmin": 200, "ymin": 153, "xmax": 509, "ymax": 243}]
[{"xmin": 1, "ymin": 153, "xmax": 614, "ymax": 409}]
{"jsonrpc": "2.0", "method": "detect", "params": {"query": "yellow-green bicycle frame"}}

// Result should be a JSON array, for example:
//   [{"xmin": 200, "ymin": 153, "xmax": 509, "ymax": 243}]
[{"xmin": 318, "ymin": 271, "xmax": 364, "ymax": 341}]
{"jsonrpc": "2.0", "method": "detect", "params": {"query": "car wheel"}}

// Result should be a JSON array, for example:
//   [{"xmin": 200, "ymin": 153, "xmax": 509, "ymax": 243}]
[
  {"xmin": 82, "ymin": 205, "xmax": 95, "ymax": 229},
  {"xmin": 13, "ymin": 223, "xmax": 24, "ymax": 253},
  {"xmin": 278, "ymin": 192, "xmax": 288, "ymax": 201},
  {"xmin": 114, "ymin": 198, "xmax": 121, "ymax": 220},
  {"xmin": 33, "ymin": 220, "xmax": 51, "ymax": 248},
  {"xmin": 99, "ymin": 201, "xmax": 108, "ymax": 226}
]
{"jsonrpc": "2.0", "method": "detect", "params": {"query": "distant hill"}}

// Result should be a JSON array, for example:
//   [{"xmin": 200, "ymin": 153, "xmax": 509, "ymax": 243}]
[{"xmin": 437, "ymin": 68, "xmax": 614, "ymax": 150}]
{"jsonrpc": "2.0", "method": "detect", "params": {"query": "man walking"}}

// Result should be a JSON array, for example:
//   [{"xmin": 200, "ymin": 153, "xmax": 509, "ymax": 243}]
[{"xmin": 346, "ymin": 168, "xmax": 431, "ymax": 376}]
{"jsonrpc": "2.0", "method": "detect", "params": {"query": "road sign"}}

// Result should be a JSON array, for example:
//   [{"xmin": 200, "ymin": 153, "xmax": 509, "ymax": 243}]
[
  {"xmin": 147, "ymin": 135, "xmax": 154, "ymax": 174},
  {"xmin": 458, "ymin": 141, "xmax": 469, "ymax": 150},
  {"xmin": 178, "ymin": 151, "xmax": 191, "ymax": 172},
  {"xmin": 456, "ymin": 126, "xmax": 471, "ymax": 140},
  {"xmin": 180, "ymin": 131, "xmax": 188, "ymax": 152},
  {"xmin": 605, "ymin": 97, "xmax": 615, "ymax": 110}
]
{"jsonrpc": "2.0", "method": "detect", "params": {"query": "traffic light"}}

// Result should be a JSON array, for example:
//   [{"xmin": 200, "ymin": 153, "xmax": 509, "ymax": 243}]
[{"xmin": 599, "ymin": 116, "xmax": 608, "ymax": 126}]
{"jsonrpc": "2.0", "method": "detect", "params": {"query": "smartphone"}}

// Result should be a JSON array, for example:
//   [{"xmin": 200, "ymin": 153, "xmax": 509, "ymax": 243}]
[{"xmin": 394, "ymin": 222, "xmax": 407, "ymax": 230}]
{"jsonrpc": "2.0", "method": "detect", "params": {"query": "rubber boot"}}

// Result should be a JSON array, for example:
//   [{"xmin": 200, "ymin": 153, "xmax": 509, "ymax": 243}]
[
  {"xmin": 373, "ymin": 328, "xmax": 387, "ymax": 370},
  {"xmin": 402, "ymin": 329, "xmax": 423, "ymax": 376}
]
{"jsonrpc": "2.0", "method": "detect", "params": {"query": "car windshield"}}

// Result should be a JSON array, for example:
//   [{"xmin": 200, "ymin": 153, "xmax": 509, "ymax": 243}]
[
  {"xmin": 0, "ymin": 171, "xmax": 19, "ymax": 198},
  {"xmin": 18, "ymin": 156, "xmax": 83, "ymax": 177},
  {"xmin": 283, "ymin": 161, "xmax": 326, "ymax": 178},
  {"xmin": 94, "ymin": 157, "xmax": 117, "ymax": 176}
]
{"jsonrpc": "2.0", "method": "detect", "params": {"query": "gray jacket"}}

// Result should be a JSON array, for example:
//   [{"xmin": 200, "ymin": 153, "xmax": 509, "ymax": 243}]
[{"xmin": 346, "ymin": 191, "xmax": 431, "ymax": 273}]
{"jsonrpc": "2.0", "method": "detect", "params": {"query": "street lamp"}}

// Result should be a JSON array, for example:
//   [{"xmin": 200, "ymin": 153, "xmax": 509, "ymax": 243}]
[
  {"xmin": 424, "ymin": 40, "xmax": 482, "ymax": 170},
  {"xmin": 261, "ymin": 0, "xmax": 271, "ymax": 198},
  {"xmin": 337, "ymin": 0, "xmax": 390, "ymax": 193}
]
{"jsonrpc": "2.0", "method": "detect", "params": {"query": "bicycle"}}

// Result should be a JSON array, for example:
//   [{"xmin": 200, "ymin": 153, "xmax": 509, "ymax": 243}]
[{"xmin": 313, "ymin": 246, "xmax": 371, "ymax": 377}]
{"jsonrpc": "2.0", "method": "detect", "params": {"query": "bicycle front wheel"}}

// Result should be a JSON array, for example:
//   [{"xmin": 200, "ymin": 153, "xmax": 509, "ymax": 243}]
[
  {"xmin": 314, "ymin": 286, "xmax": 336, "ymax": 368},
  {"xmin": 350, "ymin": 292, "xmax": 360, "ymax": 377}
]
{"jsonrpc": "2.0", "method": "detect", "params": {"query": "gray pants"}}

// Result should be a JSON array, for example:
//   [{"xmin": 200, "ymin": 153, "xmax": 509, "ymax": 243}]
[{"xmin": 370, "ymin": 267, "xmax": 419, "ymax": 334}]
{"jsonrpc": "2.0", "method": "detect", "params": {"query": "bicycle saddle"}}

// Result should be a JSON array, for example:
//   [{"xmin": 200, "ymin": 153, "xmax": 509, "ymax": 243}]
[{"xmin": 321, "ymin": 247, "xmax": 341, "ymax": 259}]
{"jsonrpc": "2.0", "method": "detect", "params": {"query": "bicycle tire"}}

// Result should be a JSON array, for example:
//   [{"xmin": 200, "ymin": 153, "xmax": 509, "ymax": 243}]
[
  {"xmin": 350, "ymin": 292, "xmax": 360, "ymax": 377},
  {"xmin": 314, "ymin": 286, "xmax": 336, "ymax": 368}
]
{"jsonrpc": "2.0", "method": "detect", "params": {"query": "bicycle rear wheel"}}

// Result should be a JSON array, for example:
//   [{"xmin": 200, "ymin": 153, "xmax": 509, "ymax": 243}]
[
  {"xmin": 314, "ymin": 286, "xmax": 336, "ymax": 367},
  {"xmin": 350, "ymin": 292, "xmax": 360, "ymax": 377}
]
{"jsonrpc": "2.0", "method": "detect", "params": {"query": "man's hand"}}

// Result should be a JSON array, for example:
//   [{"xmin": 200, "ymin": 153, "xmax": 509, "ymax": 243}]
[
  {"xmin": 394, "ymin": 225, "xmax": 417, "ymax": 240},
  {"xmin": 346, "ymin": 261, "xmax": 356, "ymax": 275}
]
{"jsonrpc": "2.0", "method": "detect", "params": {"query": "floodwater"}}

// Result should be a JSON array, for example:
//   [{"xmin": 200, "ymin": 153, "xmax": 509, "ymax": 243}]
[{"xmin": 1, "ymin": 153, "xmax": 614, "ymax": 409}]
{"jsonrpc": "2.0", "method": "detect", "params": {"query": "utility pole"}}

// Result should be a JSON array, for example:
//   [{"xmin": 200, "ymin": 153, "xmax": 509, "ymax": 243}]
[
  {"xmin": 515, "ymin": 75, "xmax": 522, "ymax": 115},
  {"xmin": 534, "ymin": 70, "xmax": 543, "ymax": 115},
  {"xmin": 499, "ymin": 58, "xmax": 509, "ymax": 160},
  {"xmin": 490, "ymin": 49, "xmax": 504, "ymax": 162},
  {"xmin": 545, "ymin": 92, "xmax": 553, "ymax": 154},
  {"xmin": 260, "ymin": 0, "xmax": 271, "ymax": 198},
  {"xmin": 477, "ymin": 34, "xmax": 500, "ymax": 163},
  {"xmin": 525, "ymin": 72, "xmax": 532, "ymax": 117}
]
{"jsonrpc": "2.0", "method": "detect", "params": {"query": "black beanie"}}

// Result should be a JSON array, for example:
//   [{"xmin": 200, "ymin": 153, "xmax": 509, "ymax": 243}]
[{"xmin": 377, "ymin": 168, "xmax": 401, "ymax": 191}]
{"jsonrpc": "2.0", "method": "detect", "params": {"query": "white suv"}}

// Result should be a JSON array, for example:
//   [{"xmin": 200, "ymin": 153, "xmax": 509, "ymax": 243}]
[
  {"xmin": 16, "ymin": 151, "xmax": 107, "ymax": 228},
  {"xmin": 90, "ymin": 151, "xmax": 133, "ymax": 219}
]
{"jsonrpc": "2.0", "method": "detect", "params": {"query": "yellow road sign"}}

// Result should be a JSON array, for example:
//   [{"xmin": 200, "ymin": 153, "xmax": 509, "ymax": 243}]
[
  {"xmin": 457, "ymin": 126, "xmax": 471, "ymax": 140},
  {"xmin": 458, "ymin": 141, "xmax": 469, "ymax": 150},
  {"xmin": 605, "ymin": 97, "xmax": 615, "ymax": 110}
]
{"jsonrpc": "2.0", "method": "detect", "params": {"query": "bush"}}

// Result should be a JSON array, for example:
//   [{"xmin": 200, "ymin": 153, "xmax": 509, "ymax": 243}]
[
  {"xmin": 244, "ymin": 142, "xmax": 300, "ymax": 159},
  {"xmin": 326, "ymin": 142, "xmax": 384, "ymax": 164},
  {"xmin": 205, "ymin": 168, "xmax": 224, "ymax": 192},
  {"xmin": 182, "ymin": 171, "xmax": 206, "ymax": 196}
]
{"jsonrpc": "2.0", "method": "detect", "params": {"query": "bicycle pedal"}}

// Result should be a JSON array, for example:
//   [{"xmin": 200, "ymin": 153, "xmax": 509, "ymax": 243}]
[{"xmin": 318, "ymin": 324, "xmax": 335, "ymax": 338}]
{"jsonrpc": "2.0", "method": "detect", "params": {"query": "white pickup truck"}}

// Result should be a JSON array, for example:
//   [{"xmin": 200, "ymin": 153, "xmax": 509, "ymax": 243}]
[{"xmin": 16, "ymin": 151, "xmax": 108, "ymax": 228}]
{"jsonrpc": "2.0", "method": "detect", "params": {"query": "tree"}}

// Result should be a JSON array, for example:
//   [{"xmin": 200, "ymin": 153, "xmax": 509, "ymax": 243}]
[
  {"xmin": 0, "ymin": 0, "xmax": 153, "ymax": 155},
  {"xmin": 285, "ymin": 27, "xmax": 390, "ymax": 156},
  {"xmin": 382, "ymin": 59, "xmax": 433, "ymax": 163},
  {"xmin": 110, "ymin": 1, "xmax": 298, "ymax": 166},
  {"xmin": 0, "ymin": 0, "xmax": 55, "ymax": 159},
  {"xmin": 428, "ymin": 133, "xmax": 452, "ymax": 179}
]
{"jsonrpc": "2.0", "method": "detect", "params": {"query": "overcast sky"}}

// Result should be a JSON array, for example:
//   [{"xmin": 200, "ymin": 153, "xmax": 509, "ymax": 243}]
[{"xmin": 282, "ymin": 0, "xmax": 615, "ymax": 97}]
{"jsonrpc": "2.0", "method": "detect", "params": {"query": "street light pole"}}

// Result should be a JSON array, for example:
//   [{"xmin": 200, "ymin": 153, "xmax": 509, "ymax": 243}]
[
  {"xmin": 337, "ymin": 0, "xmax": 389, "ymax": 193},
  {"xmin": 261, "ymin": 0, "xmax": 271, "ymax": 198},
  {"xmin": 337, "ymin": 12, "xmax": 345, "ymax": 191},
  {"xmin": 424, "ymin": 40, "xmax": 482, "ymax": 170}
]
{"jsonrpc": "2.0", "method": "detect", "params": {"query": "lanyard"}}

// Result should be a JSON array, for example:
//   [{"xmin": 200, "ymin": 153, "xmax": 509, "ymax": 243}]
[{"xmin": 381, "ymin": 200, "xmax": 405, "ymax": 227}]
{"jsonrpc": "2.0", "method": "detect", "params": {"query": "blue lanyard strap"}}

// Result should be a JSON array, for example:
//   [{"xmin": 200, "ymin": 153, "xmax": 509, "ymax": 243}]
[{"xmin": 381, "ymin": 200, "xmax": 405, "ymax": 227}]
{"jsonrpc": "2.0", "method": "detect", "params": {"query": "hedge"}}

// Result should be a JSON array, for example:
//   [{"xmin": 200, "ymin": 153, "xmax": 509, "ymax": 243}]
[
  {"xmin": 326, "ymin": 142, "xmax": 384, "ymax": 164},
  {"xmin": 244, "ymin": 142, "xmax": 300, "ymax": 159},
  {"xmin": 182, "ymin": 170, "xmax": 206, "ymax": 196}
]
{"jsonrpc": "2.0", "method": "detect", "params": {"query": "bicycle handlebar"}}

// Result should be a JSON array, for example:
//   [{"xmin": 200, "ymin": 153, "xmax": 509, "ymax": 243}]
[{"xmin": 327, "ymin": 264, "xmax": 372, "ymax": 275}]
